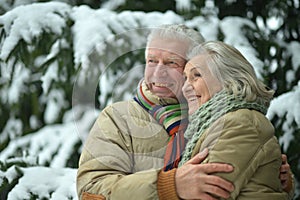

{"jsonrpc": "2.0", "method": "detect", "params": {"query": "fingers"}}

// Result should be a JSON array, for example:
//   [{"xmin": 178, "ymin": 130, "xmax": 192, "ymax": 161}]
[
  {"xmin": 200, "ymin": 163, "xmax": 234, "ymax": 174},
  {"xmin": 279, "ymin": 155, "xmax": 290, "ymax": 189},
  {"xmin": 187, "ymin": 148, "xmax": 209, "ymax": 164},
  {"xmin": 205, "ymin": 175, "xmax": 235, "ymax": 194},
  {"xmin": 280, "ymin": 154, "xmax": 290, "ymax": 173},
  {"xmin": 280, "ymin": 164, "xmax": 290, "ymax": 174},
  {"xmin": 280, "ymin": 172, "xmax": 289, "ymax": 181},
  {"xmin": 197, "ymin": 193, "xmax": 218, "ymax": 200},
  {"xmin": 281, "ymin": 180, "xmax": 288, "ymax": 189},
  {"xmin": 281, "ymin": 154, "xmax": 287, "ymax": 164},
  {"xmin": 203, "ymin": 184, "xmax": 231, "ymax": 199},
  {"xmin": 280, "ymin": 171, "xmax": 289, "ymax": 189},
  {"xmin": 175, "ymin": 161, "xmax": 235, "ymax": 200}
]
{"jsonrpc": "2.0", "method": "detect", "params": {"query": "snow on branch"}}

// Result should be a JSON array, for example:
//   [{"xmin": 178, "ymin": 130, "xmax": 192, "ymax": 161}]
[
  {"xmin": 0, "ymin": 2, "xmax": 71, "ymax": 61},
  {"xmin": 267, "ymin": 81, "xmax": 300, "ymax": 151}
]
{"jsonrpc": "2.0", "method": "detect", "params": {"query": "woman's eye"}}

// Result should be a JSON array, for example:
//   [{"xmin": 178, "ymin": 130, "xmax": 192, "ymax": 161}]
[{"xmin": 194, "ymin": 73, "xmax": 201, "ymax": 77}]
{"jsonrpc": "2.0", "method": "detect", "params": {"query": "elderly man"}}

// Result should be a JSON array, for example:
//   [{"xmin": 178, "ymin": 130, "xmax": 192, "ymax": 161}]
[{"xmin": 77, "ymin": 24, "xmax": 294, "ymax": 200}]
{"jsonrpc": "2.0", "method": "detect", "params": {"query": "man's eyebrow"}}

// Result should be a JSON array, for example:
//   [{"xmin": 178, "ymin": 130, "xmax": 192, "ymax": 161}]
[
  {"xmin": 147, "ymin": 54, "xmax": 157, "ymax": 58},
  {"xmin": 167, "ymin": 56, "xmax": 182, "ymax": 60},
  {"xmin": 167, "ymin": 56, "xmax": 187, "ymax": 62}
]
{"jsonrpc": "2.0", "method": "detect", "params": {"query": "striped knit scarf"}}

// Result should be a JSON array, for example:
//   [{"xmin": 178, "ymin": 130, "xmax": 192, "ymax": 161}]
[
  {"xmin": 133, "ymin": 80, "xmax": 188, "ymax": 171},
  {"xmin": 179, "ymin": 90, "xmax": 268, "ymax": 166}
]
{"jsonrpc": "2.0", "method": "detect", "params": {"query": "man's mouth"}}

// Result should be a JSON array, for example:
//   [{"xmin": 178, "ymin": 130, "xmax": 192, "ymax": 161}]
[{"xmin": 153, "ymin": 82, "xmax": 174, "ymax": 88}]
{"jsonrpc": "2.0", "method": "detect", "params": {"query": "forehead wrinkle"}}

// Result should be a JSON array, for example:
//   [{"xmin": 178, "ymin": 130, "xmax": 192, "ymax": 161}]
[
  {"xmin": 167, "ymin": 56, "xmax": 184, "ymax": 61},
  {"xmin": 147, "ymin": 52, "xmax": 186, "ymax": 63}
]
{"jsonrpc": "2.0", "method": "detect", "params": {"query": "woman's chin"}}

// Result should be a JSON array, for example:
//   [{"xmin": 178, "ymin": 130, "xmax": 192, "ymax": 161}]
[{"xmin": 187, "ymin": 103, "xmax": 199, "ymax": 115}]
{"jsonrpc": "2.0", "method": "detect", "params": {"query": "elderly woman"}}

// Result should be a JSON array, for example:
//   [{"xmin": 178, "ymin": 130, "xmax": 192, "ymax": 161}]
[{"xmin": 178, "ymin": 41, "xmax": 290, "ymax": 199}]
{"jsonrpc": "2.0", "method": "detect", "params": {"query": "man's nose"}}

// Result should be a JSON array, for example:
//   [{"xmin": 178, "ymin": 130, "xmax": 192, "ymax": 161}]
[{"xmin": 154, "ymin": 63, "xmax": 167, "ymax": 76}]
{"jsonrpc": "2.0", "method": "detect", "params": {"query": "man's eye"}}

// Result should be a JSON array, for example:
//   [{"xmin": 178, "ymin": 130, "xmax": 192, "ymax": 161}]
[
  {"xmin": 167, "ymin": 61, "xmax": 181, "ymax": 68},
  {"xmin": 148, "ymin": 59, "xmax": 157, "ymax": 64}
]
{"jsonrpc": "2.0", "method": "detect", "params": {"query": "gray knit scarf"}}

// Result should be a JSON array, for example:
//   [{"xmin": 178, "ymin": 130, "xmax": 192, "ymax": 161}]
[{"xmin": 179, "ymin": 90, "xmax": 268, "ymax": 166}]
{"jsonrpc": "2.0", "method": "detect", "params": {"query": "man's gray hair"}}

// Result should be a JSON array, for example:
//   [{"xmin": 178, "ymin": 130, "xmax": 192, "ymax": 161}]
[{"xmin": 146, "ymin": 24, "xmax": 205, "ymax": 59}]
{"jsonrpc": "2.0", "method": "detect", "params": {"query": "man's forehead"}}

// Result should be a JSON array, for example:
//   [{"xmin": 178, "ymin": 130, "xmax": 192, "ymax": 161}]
[
  {"xmin": 147, "ymin": 48, "xmax": 185, "ymax": 58},
  {"xmin": 147, "ymin": 38, "xmax": 189, "ymax": 58}
]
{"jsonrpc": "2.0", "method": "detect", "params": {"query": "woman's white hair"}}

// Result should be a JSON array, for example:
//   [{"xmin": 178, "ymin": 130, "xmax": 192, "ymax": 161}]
[
  {"xmin": 188, "ymin": 41, "xmax": 274, "ymax": 106},
  {"xmin": 145, "ymin": 24, "xmax": 205, "ymax": 59}
]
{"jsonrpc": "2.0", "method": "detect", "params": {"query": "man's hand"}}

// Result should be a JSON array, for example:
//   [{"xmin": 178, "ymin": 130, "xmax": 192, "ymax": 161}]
[
  {"xmin": 175, "ymin": 148, "xmax": 234, "ymax": 200},
  {"xmin": 280, "ymin": 154, "xmax": 290, "ymax": 189}
]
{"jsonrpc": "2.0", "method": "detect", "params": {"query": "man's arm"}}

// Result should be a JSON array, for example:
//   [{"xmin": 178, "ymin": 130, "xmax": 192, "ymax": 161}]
[
  {"xmin": 173, "ymin": 148, "xmax": 234, "ymax": 200},
  {"xmin": 77, "ymin": 104, "xmax": 161, "ymax": 200}
]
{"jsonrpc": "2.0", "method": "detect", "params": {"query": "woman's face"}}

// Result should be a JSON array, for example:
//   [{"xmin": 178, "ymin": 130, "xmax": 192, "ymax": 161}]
[{"xmin": 183, "ymin": 54, "xmax": 222, "ymax": 115}]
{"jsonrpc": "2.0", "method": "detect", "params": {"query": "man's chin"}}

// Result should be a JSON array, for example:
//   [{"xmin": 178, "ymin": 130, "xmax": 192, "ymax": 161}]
[{"xmin": 154, "ymin": 92, "xmax": 175, "ymax": 98}]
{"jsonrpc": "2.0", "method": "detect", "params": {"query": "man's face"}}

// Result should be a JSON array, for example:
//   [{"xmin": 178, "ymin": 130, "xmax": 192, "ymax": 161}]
[{"xmin": 144, "ymin": 38, "xmax": 188, "ymax": 99}]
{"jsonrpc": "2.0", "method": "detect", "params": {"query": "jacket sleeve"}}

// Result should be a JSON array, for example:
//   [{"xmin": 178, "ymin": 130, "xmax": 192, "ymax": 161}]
[
  {"xmin": 76, "ymin": 104, "xmax": 161, "ymax": 200},
  {"xmin": 198, "ymin": 110, "xmax": 285, "ymax": 199}
]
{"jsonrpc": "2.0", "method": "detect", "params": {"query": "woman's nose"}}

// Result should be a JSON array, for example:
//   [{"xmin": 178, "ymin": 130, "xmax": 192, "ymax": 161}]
[{"xmin": 182, "ymin": 80, "xmax": 193, "ymax": 93}]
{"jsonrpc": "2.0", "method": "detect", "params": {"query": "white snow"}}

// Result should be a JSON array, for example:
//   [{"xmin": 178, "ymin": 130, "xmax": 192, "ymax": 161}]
[
  {"xmin": 267, "ymin": 16, "xmax": 284, "ymax": 30},
  {"xmin": 0, "ymin": 106, "xmax": 96, "ymax": 168},
  {"xmin": 7, "ymin": 63, "xmax": 30, "ymax": 104},
  {"xmin": 101, "ymin": 0, "xmax": 125, "ymax": 10},
  {"xmin": 7, "ymin": 167, "xmax": 77, "ymax": 200},
  {"xmin": 41, "ymin": 62, "xmax": 59, "ymax": 94},
  {"xmin": 220, "ymin": 17, "xmax": 265, "ymax": 80},
  {"xmin": 0, "ymin": 1, "xmax": 299, "ymax": 199},
  {"xmin": 175, "ymin": 0, "xmax": 192, "ymax": 11},
  {"xmin": 267, "ymin": 81, "xmax": 300, "ymax": 151},
  {"xmin": 288, "ymin": 41, "xmax": 300, "ymax": 71},
  {"xmin": 185, "ymin": 15, "xmax": 220, "ymax": 41},
  {"xmin": 0, "ymin": 2, "xmax": 71, "ymax": 61},
  {"xmin": 0, "ymin": 116, "xmax": 23, "ymax": 141}
]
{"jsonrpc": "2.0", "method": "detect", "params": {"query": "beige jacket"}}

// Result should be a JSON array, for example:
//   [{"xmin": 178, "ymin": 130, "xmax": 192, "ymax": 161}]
[
  {"xmin": 77, "ymin": 100, "xmax": 170, "ymax": 200},
  {"xmin": 189, "ymin": 109, "xmax": 289, "ymax": 199},
  {"xmin": 77, "ymin": 101, "xmax": 294, "ymax": 200}
]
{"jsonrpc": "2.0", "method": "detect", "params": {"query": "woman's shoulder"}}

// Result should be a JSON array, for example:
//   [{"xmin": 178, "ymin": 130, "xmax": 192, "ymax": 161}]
[
  {"xmin": 222, "ymin": 109, "xmax": 275, "ymax": 141},
  {"xmin": 224, "ymin": 108, "xmax": 268, "ymax": 123}
]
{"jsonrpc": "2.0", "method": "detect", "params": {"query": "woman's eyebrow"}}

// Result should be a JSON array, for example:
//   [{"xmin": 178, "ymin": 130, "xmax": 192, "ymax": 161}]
[{"xmin": 190, "ymin": 67, "xmax": 199, "ymax": 72}]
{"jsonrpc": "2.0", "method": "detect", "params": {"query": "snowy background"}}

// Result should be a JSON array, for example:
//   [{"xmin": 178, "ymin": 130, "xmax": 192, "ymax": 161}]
[{"xmin": 0, "ymin": 0, "xmax": 299, "ymax": 199}]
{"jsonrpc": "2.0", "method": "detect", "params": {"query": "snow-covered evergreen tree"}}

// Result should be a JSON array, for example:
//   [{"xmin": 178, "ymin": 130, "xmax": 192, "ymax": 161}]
[{"xmin": 0, "ymin": 0, "xmax": 299, "ymax": 199}]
